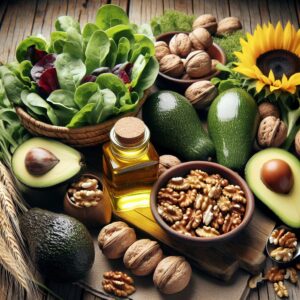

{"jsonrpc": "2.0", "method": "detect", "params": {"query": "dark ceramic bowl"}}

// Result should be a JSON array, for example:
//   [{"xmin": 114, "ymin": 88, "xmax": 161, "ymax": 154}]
[
  {"xmin": 150, "ymin": 161, "xmax": 255, "ymax": 245},
  {"xmin": 156, "ymin": 31, "xmax": 226, "ymax": 92}
]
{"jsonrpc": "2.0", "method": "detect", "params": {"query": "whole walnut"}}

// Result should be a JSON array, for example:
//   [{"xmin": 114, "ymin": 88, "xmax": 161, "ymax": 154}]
[
  {"xmin": 153, "ymin": 256, "xmax": 192, "ymax": 294},
  {"xmin": 258, "ymin": 102, "xmax": 280, "ymax": 120},
  {"xmin": 124, "ymin": 239, "xmax": 163, "ymax": 276},
  {"xmin": 185, "ymin": 50, "xmax": 211, "ymax": 78},
  {"xmin": 169, "ymin": 33, "xmax": 192, "ymax": 58},
  {"xmin": 216, "ymin": 17, "xmax": 242, "ymax": 36},
  {"xmin": 160, "ymin": 54, "xmax": 185, "ymax": 78},
  {"xmin": 155, "ymin": 41, "xmax": 170, "ymax": 61},
  {"xmin": 295, "ymin": 129, "xmax": 300, "ymax": 157},
  {"xmin": 193, "ymin": 14, "xmax": 217, "ymax": 34},
  {"xmin": 98, "ymin": 221, "xmax": 136, "ymax": 259},
  {"xmin": 158, "ymin": 155, "xmax": 181, "ymax": 176},
  {"xmin": 189, "ymin": 28, "xmax": 213, "ymax": 50},
  {"xmin": 257, "ymin": 116, "xmax": 287, "ymax": 147}
]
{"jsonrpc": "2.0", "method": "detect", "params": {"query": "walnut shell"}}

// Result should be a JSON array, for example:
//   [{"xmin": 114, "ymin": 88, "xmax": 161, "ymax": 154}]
[
  {"xmin": 193, "ymin": 14, "xmax": 217, "ymax": 34},
  {"xmin": 158, "ymin": 155, "xmax": 181, "ymax": 176},
  {"xmin": 98, "ymin": 221, "xmax": 136, "ymax": 259},
  {"xmin": 185, "ymin": 50, "xmax": 211, "ymax": 78},
  {"xmin": 169, "ymin": 33, "xmax": 192, "ymax": 58},
  {"xmin": 124, "ymin": 239, "xmax": 163, "ymax": 276},
  {"xmin": 257, "ymin": 116, "xmax": 287, "ymax": 147},
  {"xmin": 160, "ymin": 54, "xmax": 185, "ymax": 78},
  {"xmin": 216, "ymin": 17, "xmax": 242, "ymax": 36},
  {"xmin": 185, "ymin": 80, "xmax": 217, "ymax": 109},
  {"xmin": 153, "ymin": 256, "xmax": 192, "ymax": 294},
  {"xmin": 295, "ymin": 129, "xmax": 300, "ymax": 157},
  {"xmin": 155, "ymin": 41, "xmax": 170, "ymax": 61},
  {"xmin": 189, "ymin": 28, "xmax": 213, "ymax": 50},
  {"xmin": 258, "ymin": 102, "xmax": 280, "ymax": 120}
]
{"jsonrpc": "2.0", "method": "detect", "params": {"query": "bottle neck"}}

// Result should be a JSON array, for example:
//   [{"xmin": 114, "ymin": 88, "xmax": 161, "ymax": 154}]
[{"xmin": 110, "ymin": 126, "xmax": 150, "ymax": 160}]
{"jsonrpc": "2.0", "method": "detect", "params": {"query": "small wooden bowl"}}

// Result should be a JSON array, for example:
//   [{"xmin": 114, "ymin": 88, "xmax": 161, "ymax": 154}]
[
  {"xmin": 156, "ymin": 31, "xmax": 227, "ymax": 93},
  {"xmin": 64, "ymin": 173, "xmax": 112, "ymax": 227},
  {"xmin": 150, "ymin": 161, "xmax": 254, "ymax": 245}
]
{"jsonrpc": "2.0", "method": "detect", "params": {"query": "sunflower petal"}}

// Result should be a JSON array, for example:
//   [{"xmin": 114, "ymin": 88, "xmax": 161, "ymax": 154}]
[{"xmin": 256, "ymin": 80, "xmax": 266, "ymax": 93}]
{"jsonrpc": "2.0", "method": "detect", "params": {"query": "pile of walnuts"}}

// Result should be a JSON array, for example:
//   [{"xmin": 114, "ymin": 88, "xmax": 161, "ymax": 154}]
[{"xmin": 156, "ymin": 169, "xmax": 247, "ymax": 237}]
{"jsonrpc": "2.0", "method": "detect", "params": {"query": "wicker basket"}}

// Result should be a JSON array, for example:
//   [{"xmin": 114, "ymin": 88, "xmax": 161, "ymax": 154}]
[{"xmin": 16, "ymin": 90, "xmax": 149, "ymax": 147}]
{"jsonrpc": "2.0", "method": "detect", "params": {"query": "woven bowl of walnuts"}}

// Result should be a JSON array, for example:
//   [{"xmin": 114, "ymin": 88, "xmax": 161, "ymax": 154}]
[
  {"xmin": 155, "ymin": 31, "xmax": 226, "ymax": 92},
  {"xmin": 150, "ymin": 161, "xmax": 254, "ymax": 245}
]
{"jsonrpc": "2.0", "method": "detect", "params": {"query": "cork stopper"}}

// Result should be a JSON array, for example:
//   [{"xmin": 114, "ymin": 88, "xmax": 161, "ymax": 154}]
[{"xmin": 114, "ymin": 117, "xmax": 146, "ymax": 146}]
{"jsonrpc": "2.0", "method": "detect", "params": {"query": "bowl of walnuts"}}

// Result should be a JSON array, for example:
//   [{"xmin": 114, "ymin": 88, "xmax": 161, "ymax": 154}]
[
  {"xmin": 150, "ymin": 161, "xmax": 254, "ymax": 245},
  {"xmin": 155, "ymin": 31, "xmax": 226, "ymax": 92}
]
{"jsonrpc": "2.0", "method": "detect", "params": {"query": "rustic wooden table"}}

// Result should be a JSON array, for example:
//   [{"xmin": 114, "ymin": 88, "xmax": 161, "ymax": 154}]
[{"xmin": 1, "ymin": 0, "xmax": 300, "ymax": 299}]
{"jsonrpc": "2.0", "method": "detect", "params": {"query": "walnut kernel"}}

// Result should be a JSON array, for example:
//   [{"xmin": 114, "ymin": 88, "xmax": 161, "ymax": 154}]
[{"xmin": 274, "ymin": 281, "xmax": 288, "ymax": 298}]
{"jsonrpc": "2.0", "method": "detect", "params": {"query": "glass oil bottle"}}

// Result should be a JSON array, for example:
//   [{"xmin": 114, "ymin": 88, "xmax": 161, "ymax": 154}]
[{"xmin": 102, "ymin": 117, "xmax": 159, "ymax": 212}]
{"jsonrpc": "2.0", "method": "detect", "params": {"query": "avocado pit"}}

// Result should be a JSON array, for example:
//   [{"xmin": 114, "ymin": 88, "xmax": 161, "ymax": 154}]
[
  {"xmin": 261, "ymin": 159, "xmax": 294, "ymax": 194},
  {"xmin": 25, "ymin": 147, "xmax": 60, "ymax": 176}
]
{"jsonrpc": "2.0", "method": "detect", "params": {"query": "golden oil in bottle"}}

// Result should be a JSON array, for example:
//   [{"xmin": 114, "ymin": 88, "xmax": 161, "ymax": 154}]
[{"xmin": 102, "ymin": 117, "xmax": 159, "ymax": 211}]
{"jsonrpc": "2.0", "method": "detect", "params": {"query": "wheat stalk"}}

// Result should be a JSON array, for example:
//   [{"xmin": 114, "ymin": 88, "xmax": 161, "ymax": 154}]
[{"xmin": 0, "ymin": 162, "xmax": 40, "ymax": 298}]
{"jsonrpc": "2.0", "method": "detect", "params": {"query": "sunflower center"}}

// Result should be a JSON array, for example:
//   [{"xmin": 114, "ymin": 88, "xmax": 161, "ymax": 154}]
[{"xmin": 256, "ymin": 50, "xmax": 300, "ymax": 80}]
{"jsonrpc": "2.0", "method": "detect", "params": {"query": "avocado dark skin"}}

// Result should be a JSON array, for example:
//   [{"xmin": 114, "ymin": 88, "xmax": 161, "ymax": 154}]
[{"xmin": 20, "ymin": 208, "xmax": 95, "ymax": 282}]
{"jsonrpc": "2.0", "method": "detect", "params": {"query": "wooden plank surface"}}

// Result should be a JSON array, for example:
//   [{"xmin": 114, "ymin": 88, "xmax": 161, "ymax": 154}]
[{"xmin": 0, "ymin": 0, "xmax": 300, "ymax": 299}]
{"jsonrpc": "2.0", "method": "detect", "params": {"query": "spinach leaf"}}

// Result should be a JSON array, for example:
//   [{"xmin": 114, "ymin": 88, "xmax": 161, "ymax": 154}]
[
  {"xmin": 95, "ymin": 4, "xmax": 129, "ymax": 30},
  {"xmin": 93, "ymin": 88, "xmax": 117, "ymax": 123},
  {"xmin": 96, "ymin": 73, "xmax": 127, "ymax": 103},
  {"xmin": 21, "ymin": 91, "xmax": 59, "ymax": 125},
  {"xmin": 134, "ymin": 56, "xmax": 158, "ymax": 97},
  {"xmin": 106, "ymin": 25, "xmax": 135, "ymax": 45},
  {"xmin": 0, "ymin": 108, "xmax": 20, "ymax": 126},
  {"xmin": 55, "ymin": 16, "xmax": 81, "ymax": 33},
  {"xmin": 7, "ymin": 60, "xmax": 34, "ymax": 88},
  {"xmin": 16, "ymin": 36, "xmax": 48, "ymax": 62},
  {"xmin": 82, "ymin": 23, "xmax": 99, "ymax": 52},
  {"xmin": 116, "ymin": 37, "xmax": 130, "ymax": 64},
  {"xmin": 0, "ymin": 66, "xmax": 27, "ymax": 105},
  {"xmin": 0, "ymin": 80, "xmax": 10, "ymax": 107},
  {"xmin": 48, "ymin": 31, "xmax": 67, "ymax": 53},
  {"xmin": 55, "ymin": 53, "xmax": 86, "ymax": 91},
  {"xmin": 129, "ymin": 34, "xmax": 155, "ymax": 62},
  {"xmin": 67, "ymin": 102, "xmax": 95, "ymax": 128},
  {"xmin": 63, "ymin": 28, "xmax": 83, "ymax": 59},
  {"xmin": 105, "ymin": 39, "xmax": 117, "ymax": 69},
  {"xmin": 85, "ymin": 30, "xmax": 110, "ymax": 74},
  {"xmin": 74, "ymin": 82, "xmax": 100, "ymax": 108},
  {"xmin": 130, "ymin": 54, "xmax": 149, "ymax": 88}
]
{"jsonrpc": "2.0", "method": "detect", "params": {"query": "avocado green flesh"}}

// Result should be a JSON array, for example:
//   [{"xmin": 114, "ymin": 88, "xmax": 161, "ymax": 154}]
[
  {"xmin": 245, "ymin": 148, "xmax": 300, "ymax": 228},
  {"xmin": 208, "ymin": 88, "xmax": 258, "ymax": 170},
  {"xmin": 142, "ymin": 91, "xmax": 215, "ymax": 161},
  {"xmin": 20, "ymin": 208, "xmax": 95, "ymax": 282},
  {"xmin": 12, "ymin": 137, "xmax": 82, "ymax": 188}
]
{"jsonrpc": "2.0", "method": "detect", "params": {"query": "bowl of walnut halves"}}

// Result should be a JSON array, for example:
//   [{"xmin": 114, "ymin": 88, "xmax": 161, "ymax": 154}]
[{"xmin": 150, "ymin": 161, "xmax": 255, "ymax": 245}]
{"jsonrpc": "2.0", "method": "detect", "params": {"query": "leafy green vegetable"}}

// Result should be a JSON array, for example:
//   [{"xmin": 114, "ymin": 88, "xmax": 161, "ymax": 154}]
[
  {"xmin": 131, "ymin": 54, "xmax": 149, "ymax": 88},
  {"xmin": 116, "ymin": 37, "xmax": 131, "ymax": 64},
  {"xmin": 96, "ymin": 4, "xmax": 129, "ymax": 30},
  {"xmin": 67, "ymin": 102, "xmax": 95, "ymax": 128},
  {"xmin": 106, "ymin": 25, "xmax": 135, "ymax": 45},
  {"xmin": 63, "ymin": 28, "xmax": 83, "ymax": 59},
  {"xmin": 21, "ymin": 91, "xmax": 59, "ymax": 125},
  {"xmin": 55, "ymin": 53, "xmax": 86, "ymax": 91},
  {"xmin": 55, "ymin": 16, "xmax": 81, "ymax": 33},
  {"xmin": 105, "ymin": 39, "xmax": 118, "ymax": 69},
  {"xmin": 130, "ymin": 34, "xmax": 155, "ymax": 62},
  {"xmin": 82, "ymin": 23, "xmax": 99, "ymax": 52},
  {"xmin": 48, "ymin": 31, "xmax": 68, "ymax": 53},
  {"xmin": 85, "ymin": 30, "xmax": 110, "ymax": 73},
  {"xmin": 150, "ymin": 10, "xmax": 195, "ymax": 36},
  {"xmin": 16, "ymin": 36, "xmax": 48, "ymax": 62},
  {"xmin": 213, "ymin": 31, "xmax": 245, "ymax": 63},
  {"xmin": 0, "ymin": 66, "xmax": 27, "ymax": 105},
  {"xmin": 74, "ymin": 82, "xmax": 101, "ymax": 108}
]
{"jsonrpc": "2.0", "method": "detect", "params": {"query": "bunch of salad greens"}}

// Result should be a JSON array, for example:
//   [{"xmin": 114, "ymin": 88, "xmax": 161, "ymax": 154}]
[{"xmin": 0, "ymin": 4, "xmax": 158, "ymax": 128}]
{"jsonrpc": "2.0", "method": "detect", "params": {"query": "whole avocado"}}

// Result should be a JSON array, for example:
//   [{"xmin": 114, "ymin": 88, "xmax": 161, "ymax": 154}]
[
  {"xmin": 143, "ymin": 91, "xmax": 215, "ymax": 161},
  {"xmin": 20, "ymin": 208, "xmax": 95, "ymax": 282},
  {"xmin": 208, "ymin": 88, "xmax": 259, "ymax": 170}
]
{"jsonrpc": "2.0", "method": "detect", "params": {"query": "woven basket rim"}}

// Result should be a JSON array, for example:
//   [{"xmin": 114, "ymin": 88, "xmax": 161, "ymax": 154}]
[{"xmin": 15, "ymin": 89, "xmax": 150, "ymax": 134}]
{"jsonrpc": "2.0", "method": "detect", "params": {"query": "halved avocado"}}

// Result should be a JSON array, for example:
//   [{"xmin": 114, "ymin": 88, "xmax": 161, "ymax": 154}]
[
  {"xmin": 12, "ymin": 137, "xmax": 84, "ymax": 210},
  {"xmin": 245, "ymin": 148, "xmax": 300, "ymax": 228}
]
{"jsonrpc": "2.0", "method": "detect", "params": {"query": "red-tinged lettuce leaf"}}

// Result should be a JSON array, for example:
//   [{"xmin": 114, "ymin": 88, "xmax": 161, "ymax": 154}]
[
  {"xmin": 27, "ymin": 45, "xmax": 48, "ymax": 65},
  {"xmin": 38, "ymin": 68, "xmax": 59, "ymax": 95},
  {"xmin": 81, "ymin": 75, "xmax": 97, "ymax": 83},
  {"xmin": 31, "ymin": 54, "xmax": 57, "ymax": 82}
]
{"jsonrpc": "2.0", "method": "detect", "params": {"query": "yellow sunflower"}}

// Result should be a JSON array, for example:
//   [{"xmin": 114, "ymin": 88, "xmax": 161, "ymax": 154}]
[{"xmin": 234, "ymin": 22, "xmax": 300, "ymax": 94}]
